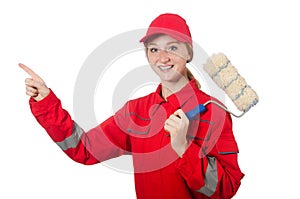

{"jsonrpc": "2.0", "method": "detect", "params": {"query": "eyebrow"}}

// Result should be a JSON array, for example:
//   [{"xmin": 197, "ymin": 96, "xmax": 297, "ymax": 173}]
[
  {"xmin": 146, "ymin": 41, "xmax": 180, "ymax": 47},
  {"xmin": 167, "ymin": 41, "xmax": 180, "ymax": 45}
]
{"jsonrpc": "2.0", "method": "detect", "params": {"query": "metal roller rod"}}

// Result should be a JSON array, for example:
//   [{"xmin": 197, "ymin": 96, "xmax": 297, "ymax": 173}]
[{"xmin": 203, "ymin": 100, "xmax": 246, "ymax": 118}]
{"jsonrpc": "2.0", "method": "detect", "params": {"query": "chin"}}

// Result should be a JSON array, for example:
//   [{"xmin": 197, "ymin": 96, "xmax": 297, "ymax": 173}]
[{"xmin": 160, "ymin": 74, "xmax": 184, "ymax": 84}]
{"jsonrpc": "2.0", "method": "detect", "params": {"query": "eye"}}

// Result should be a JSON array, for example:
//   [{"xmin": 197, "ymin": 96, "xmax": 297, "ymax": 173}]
[
  {"xmin": 149, "ymin": 48, "xmax": 158, "ymax": 53},
  {"xmin": 168, "ymin": 45, "xmax": 178, "ymax": 52}
]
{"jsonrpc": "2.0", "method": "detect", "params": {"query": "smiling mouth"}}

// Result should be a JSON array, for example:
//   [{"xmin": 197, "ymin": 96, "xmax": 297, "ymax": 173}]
[{"xmin": 158, "ymin": 65, "xmax": 174, "ymax": 71}]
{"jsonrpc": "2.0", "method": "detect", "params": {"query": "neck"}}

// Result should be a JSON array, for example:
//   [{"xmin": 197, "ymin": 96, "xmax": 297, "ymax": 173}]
[{"xmin": 161, "ymin": 77, "xmax": 189, "ymax": 100}]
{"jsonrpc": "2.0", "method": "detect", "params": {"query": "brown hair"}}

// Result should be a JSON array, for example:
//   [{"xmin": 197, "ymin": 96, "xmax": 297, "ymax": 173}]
[
  {"xmin": 187, "ymin": 68, "xmax": 201, "ymax": 88},
  {"xmin": 185, "ymin": 43, "xmax": 201, "ymax": 88}
]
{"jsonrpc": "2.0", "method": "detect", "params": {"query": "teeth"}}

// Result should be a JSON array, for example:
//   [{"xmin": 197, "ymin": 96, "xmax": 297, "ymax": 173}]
[{"xmin": 159, "ymin": 65, "xmax": 173, "ymax": 70}]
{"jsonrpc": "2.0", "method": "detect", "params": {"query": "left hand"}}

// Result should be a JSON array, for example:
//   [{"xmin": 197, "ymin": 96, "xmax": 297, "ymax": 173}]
[{"xmin": 164, "ymin": 109, "xmax": 189, "ymax": 157}]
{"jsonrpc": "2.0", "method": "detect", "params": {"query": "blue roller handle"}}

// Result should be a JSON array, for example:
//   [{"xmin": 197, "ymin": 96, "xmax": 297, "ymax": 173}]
[{"xmin": 186, "ymin": 104, "xmax": 206, "ymax": 120}]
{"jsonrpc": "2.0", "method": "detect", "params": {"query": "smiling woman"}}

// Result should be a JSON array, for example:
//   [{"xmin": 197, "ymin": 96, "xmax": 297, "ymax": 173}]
[
  {"xmin": 20, "ymin": 13, "xmax": 244, "ymax": 199},
  {"xmin": 145, "ymin": 34, "xmax": 191, "ymax": 97}
]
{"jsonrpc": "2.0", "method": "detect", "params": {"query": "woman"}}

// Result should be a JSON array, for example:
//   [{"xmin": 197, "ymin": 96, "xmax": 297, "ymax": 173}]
[{"xmin": 20, "ymin": 13, "xmax": 244, "ymax": 199}]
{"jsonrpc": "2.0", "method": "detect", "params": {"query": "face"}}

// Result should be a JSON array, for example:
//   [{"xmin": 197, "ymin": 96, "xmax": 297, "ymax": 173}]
[{"xmin": 145, "ymin": 34, "xmax": 191, "ymax": 84}]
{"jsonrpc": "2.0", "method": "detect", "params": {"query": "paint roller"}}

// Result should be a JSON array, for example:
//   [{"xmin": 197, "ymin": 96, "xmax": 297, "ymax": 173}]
[{"xmin": 186, "ymin": 52, "xmax": 259, "ymax": 119}]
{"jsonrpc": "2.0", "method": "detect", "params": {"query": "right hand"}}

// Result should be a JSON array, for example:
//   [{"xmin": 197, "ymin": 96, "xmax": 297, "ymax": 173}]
[{"xmin": 19, "ymin": 63, "xmax": 50, "ymax": 101}]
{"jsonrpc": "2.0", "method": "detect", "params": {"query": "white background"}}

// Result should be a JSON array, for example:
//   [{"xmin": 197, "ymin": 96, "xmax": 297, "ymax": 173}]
[{"xmin": 1, "ymin": 0, "xmax": 299, "ymax": 198}]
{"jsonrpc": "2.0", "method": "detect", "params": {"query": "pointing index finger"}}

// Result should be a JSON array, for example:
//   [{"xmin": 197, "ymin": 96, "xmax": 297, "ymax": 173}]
[{"xmin": 19, "ymin": 63, "xmax": 42, "ymax": 80}]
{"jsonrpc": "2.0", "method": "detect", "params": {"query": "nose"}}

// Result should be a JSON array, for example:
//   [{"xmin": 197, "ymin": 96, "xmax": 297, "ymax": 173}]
[{"xmin": 158, "ymin": 50, "xmax": 170, "ymax": 63}]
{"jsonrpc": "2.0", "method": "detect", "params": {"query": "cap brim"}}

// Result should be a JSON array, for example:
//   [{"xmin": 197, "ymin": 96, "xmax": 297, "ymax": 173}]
[{"xmin": 139, "ymin": 28, "xmax": 192, "ymax": 45}]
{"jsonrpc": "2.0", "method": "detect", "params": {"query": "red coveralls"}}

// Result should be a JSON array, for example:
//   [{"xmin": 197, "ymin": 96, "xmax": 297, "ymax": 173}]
[{"xmin": 29, "ymin": 79, "xmax": 244, "ymax": 199}]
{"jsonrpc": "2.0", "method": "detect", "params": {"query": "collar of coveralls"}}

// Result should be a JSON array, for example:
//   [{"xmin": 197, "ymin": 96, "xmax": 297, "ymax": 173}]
[{"xmin": 154, "ymin": 78, "xmax": 200, "ymax": 111}]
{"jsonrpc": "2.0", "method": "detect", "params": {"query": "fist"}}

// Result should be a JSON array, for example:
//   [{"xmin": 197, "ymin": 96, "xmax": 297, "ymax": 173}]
[{"xmin": 164, "ymin": 109, "xmax": 189, "ymax": 157}]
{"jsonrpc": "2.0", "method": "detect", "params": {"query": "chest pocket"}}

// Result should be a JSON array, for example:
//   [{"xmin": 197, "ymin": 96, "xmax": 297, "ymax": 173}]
[
  {"xmin": 126, "ymin": 112, "xmax": 151, "ymax": 136},
  {"xmin": 187, "ymin": 119, "xmax": 214, "ymax": 141},
  {"xmin": 187, "ymin": 118, "xmax": 239, "ymax": 156},
  {"xmin": 216, "ymin": 135, "xmax": 239, "ymax": 155},
  {"xmin": 126, "ymin": 103, "xmax": 168, "ymax": 137}
]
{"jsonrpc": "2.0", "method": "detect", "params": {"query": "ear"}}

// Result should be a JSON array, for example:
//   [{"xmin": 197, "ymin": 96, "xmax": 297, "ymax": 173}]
[
  {"xmin": 185, "ymin": 43, "xmax": 193, "ymax": 63},
  {"xmin": 144, "ymin": 47, "xmax": 150, "ymax": 62},
  {"xmin": 186, "ymin": 55, "xmax": 191, "ymax": 63}
]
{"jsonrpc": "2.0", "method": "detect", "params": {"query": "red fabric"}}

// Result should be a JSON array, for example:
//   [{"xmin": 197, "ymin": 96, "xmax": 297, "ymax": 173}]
[
  {"xmin": 139, "ymin": 13, "xmax": 193, "ymax": 46},
  {"xmin": 30, "ymin": 79, "xmax": 244, "ymax": 199}
]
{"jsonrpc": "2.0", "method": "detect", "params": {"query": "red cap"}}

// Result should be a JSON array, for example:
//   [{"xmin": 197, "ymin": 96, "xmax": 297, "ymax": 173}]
[{"xmin": 140, "ymin": 13, "xmax": 192, "ymax": 46}]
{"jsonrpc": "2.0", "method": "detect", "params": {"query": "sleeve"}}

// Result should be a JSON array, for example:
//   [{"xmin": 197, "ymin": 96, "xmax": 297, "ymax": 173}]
[
  {"xmin": 175, "ymin": 111, "xmax": 244, "ymax": 199},
  {"xmin": 29, "ymin": 89, "xmax": 131, "ymax": 165}
]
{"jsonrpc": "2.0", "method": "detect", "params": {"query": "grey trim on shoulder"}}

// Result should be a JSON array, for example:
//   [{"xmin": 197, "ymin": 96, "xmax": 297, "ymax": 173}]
[
  {"xmin": 197, "ymin": 156, "xmax": 218, "ymax": 197},
  {"xmin": 56, "ymin": 122, "xmax": 84, "ymax": 151}
]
